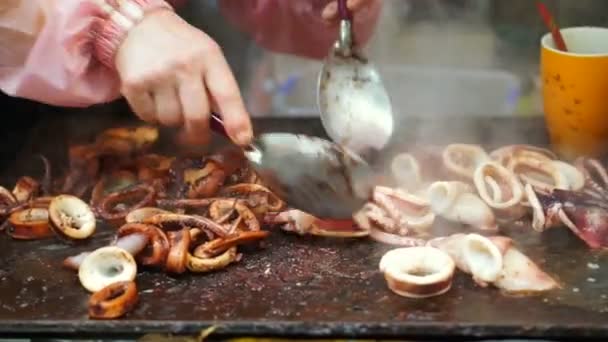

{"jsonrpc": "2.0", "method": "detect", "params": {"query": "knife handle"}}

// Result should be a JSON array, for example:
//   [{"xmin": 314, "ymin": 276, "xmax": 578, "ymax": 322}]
[
  {"xmin": 209, "ymin": 112, "xmax": 229, "ymax": 138},
  {"xmin": 338, "ymin": 0, "xmax": 352, "ymax": 21},
  {"xmin": 209, "ymin": 112, "xmax": 254, "ymax": 151}
]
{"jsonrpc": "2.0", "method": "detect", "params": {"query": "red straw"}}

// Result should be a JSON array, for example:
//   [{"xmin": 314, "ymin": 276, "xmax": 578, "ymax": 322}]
[{"xmin": 537, "ymin": 1, "xmax": 568, "ymax": 52}]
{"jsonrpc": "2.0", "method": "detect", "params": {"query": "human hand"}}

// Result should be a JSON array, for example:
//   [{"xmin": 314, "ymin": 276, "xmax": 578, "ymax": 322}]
[
  {"xmin": 115, "ymin": 10, "xmax": 252, "ymax": 147},
  {"xmin": 321, "ymin": 0, "xmax": 380, "ymax": 22}
]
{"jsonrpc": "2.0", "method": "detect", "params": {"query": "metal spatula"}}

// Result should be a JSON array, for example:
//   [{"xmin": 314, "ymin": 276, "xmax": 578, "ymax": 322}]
[
  {"xmin": 317, "ymin": 0, "xmax": 394, "ymax": 157},
  {"xmin": 210, "ymin": 113, "xmax": 373, "ymax": 219}
]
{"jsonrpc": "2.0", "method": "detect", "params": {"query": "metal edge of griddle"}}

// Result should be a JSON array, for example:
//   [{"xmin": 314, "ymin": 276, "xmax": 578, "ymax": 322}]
[{"xmin": 0, "ymin": 320, "xmax": 607, "ymax": 340}]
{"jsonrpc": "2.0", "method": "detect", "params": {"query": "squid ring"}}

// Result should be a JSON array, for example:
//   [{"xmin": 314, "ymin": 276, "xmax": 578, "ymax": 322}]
[
  {"xmin": 7, "ymin": 208, "xmax": 53, "ymax": 240},
  {"xmin": 49, "ymin": 195, "xmax": 96, "ymax": 240},
  {"xmin": 78, "ymin": 246, "xmax": 137, "ymax": 293},
  {"xmin": 117, "ymin": 223, "xmax": 169, "ymax": 267},
  {"xmin": 379, "ymin": 246, "xmax": 455, "ymax": 299},
  {"xmin": 98, "ymin": 184, "xmax": 156, "ymax": 223},
  {"xmin": 187, "ymin": 246, "xmax": 239, "ymax": 273},
  {"xmin": 88, "ymin": 280, "xmax": 138, "ymax": 319}
]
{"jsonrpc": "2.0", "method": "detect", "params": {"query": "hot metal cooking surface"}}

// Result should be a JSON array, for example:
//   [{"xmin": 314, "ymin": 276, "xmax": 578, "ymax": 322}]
[{"xmin": 0, "ymin": 109, "xmax": 607, "ymax": 340}]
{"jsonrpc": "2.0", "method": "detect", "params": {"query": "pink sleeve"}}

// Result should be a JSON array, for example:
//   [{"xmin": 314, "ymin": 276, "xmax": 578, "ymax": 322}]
[
  {"xmin": 0, "ymin": 0, "xmax": 124, "ymax": 107},
  {"xmin": 219, "ymin": 0, "xmax": 382, "ymax": 60}
]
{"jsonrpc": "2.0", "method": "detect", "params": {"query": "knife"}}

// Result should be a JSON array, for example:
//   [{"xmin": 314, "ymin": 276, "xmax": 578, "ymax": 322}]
[{"xmin": 209, "ymin": 113, "xmax": 373, "ymax": 219}]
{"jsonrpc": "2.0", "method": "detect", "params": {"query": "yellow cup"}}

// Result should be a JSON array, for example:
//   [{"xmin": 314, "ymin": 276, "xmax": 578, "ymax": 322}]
[{"xmin": 541, "ymin": 26, "xmax": 608, "ymax": 160}]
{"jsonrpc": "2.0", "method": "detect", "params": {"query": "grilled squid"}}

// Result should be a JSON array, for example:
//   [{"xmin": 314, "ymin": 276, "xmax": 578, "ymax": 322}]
[
  {"xmin": 507, "ymin": 156, "xmax": 569, "ymax": 192},
  {"xmin": 442, "ymin": 144, "xmax": 490, "ymax": 181},
  {"xmin": 266, "ymin": 209, "xmax": 368, "ymax": 238},
  {"xmin": 352, "ymin": 186, "xmax": 434, "ymax": 246},
  {"xmin": 473, "ymin": 161, "xmax": 525, "ymax": 221},
  {"xmin": 428, "ymin": 233, "xmax": 503, "ymax": 286},
  {"xmin": 427, "ymin": 181, "xmax": 497, "ymax": 231},
  {"xmin": 48, "ymin": 195, "xmax": 96, "ymax": 240},
  {"xmin": 531, "ymin": 187, "xmax": 608, "ymax": 249},
  {"xmin": 379, "ymin": 246, "xmax": 455, "ymax": 299},
  {"xmin": 429, "ymin": 233, "xmax": 558, "ymax": 294},
  {"xmin": 78, "ymin": 246, "xmax": 138, "ymax": 292},
  {"xmin": 490, "ymin": 144, "xmax": 556, "ymax": 167},
  {"xmin": 574, "ymin": 157, "xmax": 608, "ymax": 199}
]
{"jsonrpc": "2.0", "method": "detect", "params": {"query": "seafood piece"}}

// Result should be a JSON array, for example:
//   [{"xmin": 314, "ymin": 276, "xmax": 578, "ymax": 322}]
[
  {"xmin": 427, "ymin": 233, "xmax": 503, "ymax": 286},
  {"xmin": 553, "ymin": 161, "xmax": 585, "ymax": 191},
  {"xmin": 371, "ymin": 186, "xmax": 435, "ymax": 234},
  {"xmin": 354, "ymin": 203, "xmax": 426, "ymax": 246},
  {"xmin": 219, "ymin": 183, "xmax": 285, "ymax": 215},
  {"xmin": 12, "ymin": 176, "xmax": 40, "ymax": 203},
  {"xmin": 183, "ymin": 160, "xmax": 226, "ymax": 198},
  {"xmin": 125, "ymin": 207, "xmax": 173, "ymax": 224},
  {"xmin": 575, "ymin": 157, "xmax": 608, "ymax": 198},
  {"xmin": 90, "ymin": 171, "xmax": 138, "ymax": 207},
  {"xmin": 473, "ymin": 161, "xmax": 525, "ymax": 221},
  {"xmin": 48, "ymin": 195, "xmax": 96, "ymax": 240},
  {"xmin": 490, "ymin": 144, "xmax": 556, "ymax": 167},
  {"xmin": 379, "ymin": 246, "xmax": 455, "ymax": 299},
  {"xmin": 531, "ymin": 187, "xmax": 608, "ymax": 249},
  {"xmin": 428, "ymin": 181, "xmax": 497, "ymax": 231},
  {"xmin": 143, "ymin": 213, "xmax": 226, "ymax": 238},
  {"xmin": 166, "ymin": 228, "xmax": 191, "ymax": 274},
  {"xmin": 88, "ymin": 281, "xmax": 138, "ymax": 319},
  {"xmin": 63, "ymin": 232, "xmax": 151, "ymax": 271},
  {"xmin": 507, "ymin": 156, "xmax": 569, "ymax": 192},
  {"xmin": 97, "ymin": 184, "xmax": 157, "ymax": 224},
  {"xmin": 525, "ymin": 184, "xmax": 562, "ymax": 232},
  {"xmin": 208, "ymin": 199, "xmax": 260, "ymax": 232},
  {"xmin": 267, "ymin": 209, "xmax": 368, "ymax": 238},
  {"xmin": 351, "ymin": 186, "xmax": 434, "ymax": 245},
  {"xmin": 78, "ymin": 246, "xmax": 137, "ymax": 292},
  {"xmin": 429, "ymin": 233, "xmax": 558, "ymax": 293},
  {"xmin": 494, "ymin": 247, "xmax": 559, "ymax": 295},
  {"xmin": 117, "ymin": 224, "xmax": 167, "ymax": 267},
  {"xmin": 136, "ymin": 154, "xmax": 174, "ymax": 181},
  {"xmin": 194, "ymin": 231, "xmax": 269, "ymax": 258},
  {"xmin": 7, "ymin": 208, "xmax": 53, "ymax": 240},
  {"xmin": 96, "ymin": 126, "xmax": 159, "ymax": 154},
  {"xmin": 390, "ymin": 153, "xmax": 422, "ymax": 191},
  {"xmin": 187, "ymin": 247, "xmax": 239, "ymax": 273},
  {"xmin": 442, "ymin": 144, "xmax": 489, "ymax": 181},
  {"xmin": 549, "ymin": 189, "xmax": 608, "ymax": 249}
]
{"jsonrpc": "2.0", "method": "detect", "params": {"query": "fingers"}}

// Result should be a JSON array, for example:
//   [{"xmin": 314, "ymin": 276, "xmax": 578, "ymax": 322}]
[
  {"xmin": 203, "ymin": 46, "xmax": 253, "ymax": 146},
  {"xmin": 322, "ymin": 1, "xmax": 338, "ymax": 21},
  {"xmin": 177, "ymin": 74, "xmax": 210, "ymax": 145},
  {"xmin": 122, "ymin": 87, "xmax": 156, "ymax": 123},
  {"xmin": 322, "ymin": 0, "xmax": 373, "ymax": 22},
  {"xmin": 154, "ymin": 84, "xmax": 183, "ymax": 127}
]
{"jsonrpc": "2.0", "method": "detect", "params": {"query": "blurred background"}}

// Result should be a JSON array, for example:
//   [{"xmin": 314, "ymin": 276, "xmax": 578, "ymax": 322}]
[{"xmin": 177, "ymin": 0, "xmax": 608, "ymax": 119}]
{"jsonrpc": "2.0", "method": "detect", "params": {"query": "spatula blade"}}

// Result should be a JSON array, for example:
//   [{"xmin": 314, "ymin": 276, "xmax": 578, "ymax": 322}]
[
  {"xmin": 244, "ymin": 133, "xmax": 373, "ymax": 219},
  {"xmin": 317, "ymin": 53, "xmax": 395, "ymax": 155}
]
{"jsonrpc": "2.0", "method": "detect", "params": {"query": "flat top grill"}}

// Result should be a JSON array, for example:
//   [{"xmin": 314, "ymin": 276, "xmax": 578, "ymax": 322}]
[{"xmin": 0, "ymin": 109, "xmax": 606, "ymax": 340}]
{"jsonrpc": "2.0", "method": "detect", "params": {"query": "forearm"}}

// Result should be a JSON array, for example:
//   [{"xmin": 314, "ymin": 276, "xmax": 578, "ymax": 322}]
[
  {"xmin": 219, "ymin": 0, "xmax": 382, "ymax": 60},
  {"xmin": 0, "ymin": 0, "xmax": 176, "ymax": 108}
]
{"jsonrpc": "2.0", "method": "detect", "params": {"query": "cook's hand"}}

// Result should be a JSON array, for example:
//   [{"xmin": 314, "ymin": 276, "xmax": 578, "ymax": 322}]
[
  {"xmin": 115, "ymin": 10, "xmax": 253, "ymax": 147},
  {"xmin": 321, "ymin": 0, "xmax": 379, "ymax": 22}
]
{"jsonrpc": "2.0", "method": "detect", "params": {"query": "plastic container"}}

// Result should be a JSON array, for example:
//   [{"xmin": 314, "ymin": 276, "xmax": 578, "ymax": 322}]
[{"xmin": 270, "ymin": 65, "xmax": 522, "ymax": 118}]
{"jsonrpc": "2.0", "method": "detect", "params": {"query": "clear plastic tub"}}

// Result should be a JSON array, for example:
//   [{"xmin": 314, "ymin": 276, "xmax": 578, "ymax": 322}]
[{"xmin": 269, "ymin": 65, "xmax": 522, "ymax": 118}]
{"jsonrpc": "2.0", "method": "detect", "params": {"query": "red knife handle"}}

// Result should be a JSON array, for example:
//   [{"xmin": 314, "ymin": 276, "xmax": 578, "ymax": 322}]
[
  {"xmin": 338, "ymin": 0, "xmax": 352, "ymax": 21},
  {"xmin": 210, "ymin": 112, "xmax": 254, "ymax": 151}
]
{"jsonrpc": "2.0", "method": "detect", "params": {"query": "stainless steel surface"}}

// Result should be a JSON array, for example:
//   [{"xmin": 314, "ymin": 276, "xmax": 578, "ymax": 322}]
[
  {"xmin": 209, "ymin": 113, "xmax": 371, "ymax": 219},
  {"xmin": 317, "ymin": 0, "xmax": 394, "ymax": 156},
  {"xmin": 245, "ymin": 133, "xmax": 372, "ymax": 219}
]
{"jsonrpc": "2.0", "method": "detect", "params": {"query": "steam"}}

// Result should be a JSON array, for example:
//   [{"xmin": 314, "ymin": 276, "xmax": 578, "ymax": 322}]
[{"xmin": 359, "ymin": 0, "xmax": 536, "ymax": 176}]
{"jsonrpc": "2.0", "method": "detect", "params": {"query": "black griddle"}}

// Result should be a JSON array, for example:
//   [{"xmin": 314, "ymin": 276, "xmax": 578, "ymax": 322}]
[{"xmin": 0, "ymin": 104, "xmax": 607, "ymax": 340}]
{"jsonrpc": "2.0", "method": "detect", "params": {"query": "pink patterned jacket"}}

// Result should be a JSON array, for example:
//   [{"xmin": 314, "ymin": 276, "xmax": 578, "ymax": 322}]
[{"xmin": 0, "ymin": 0, "xmax": 381, "ymax": 107}]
